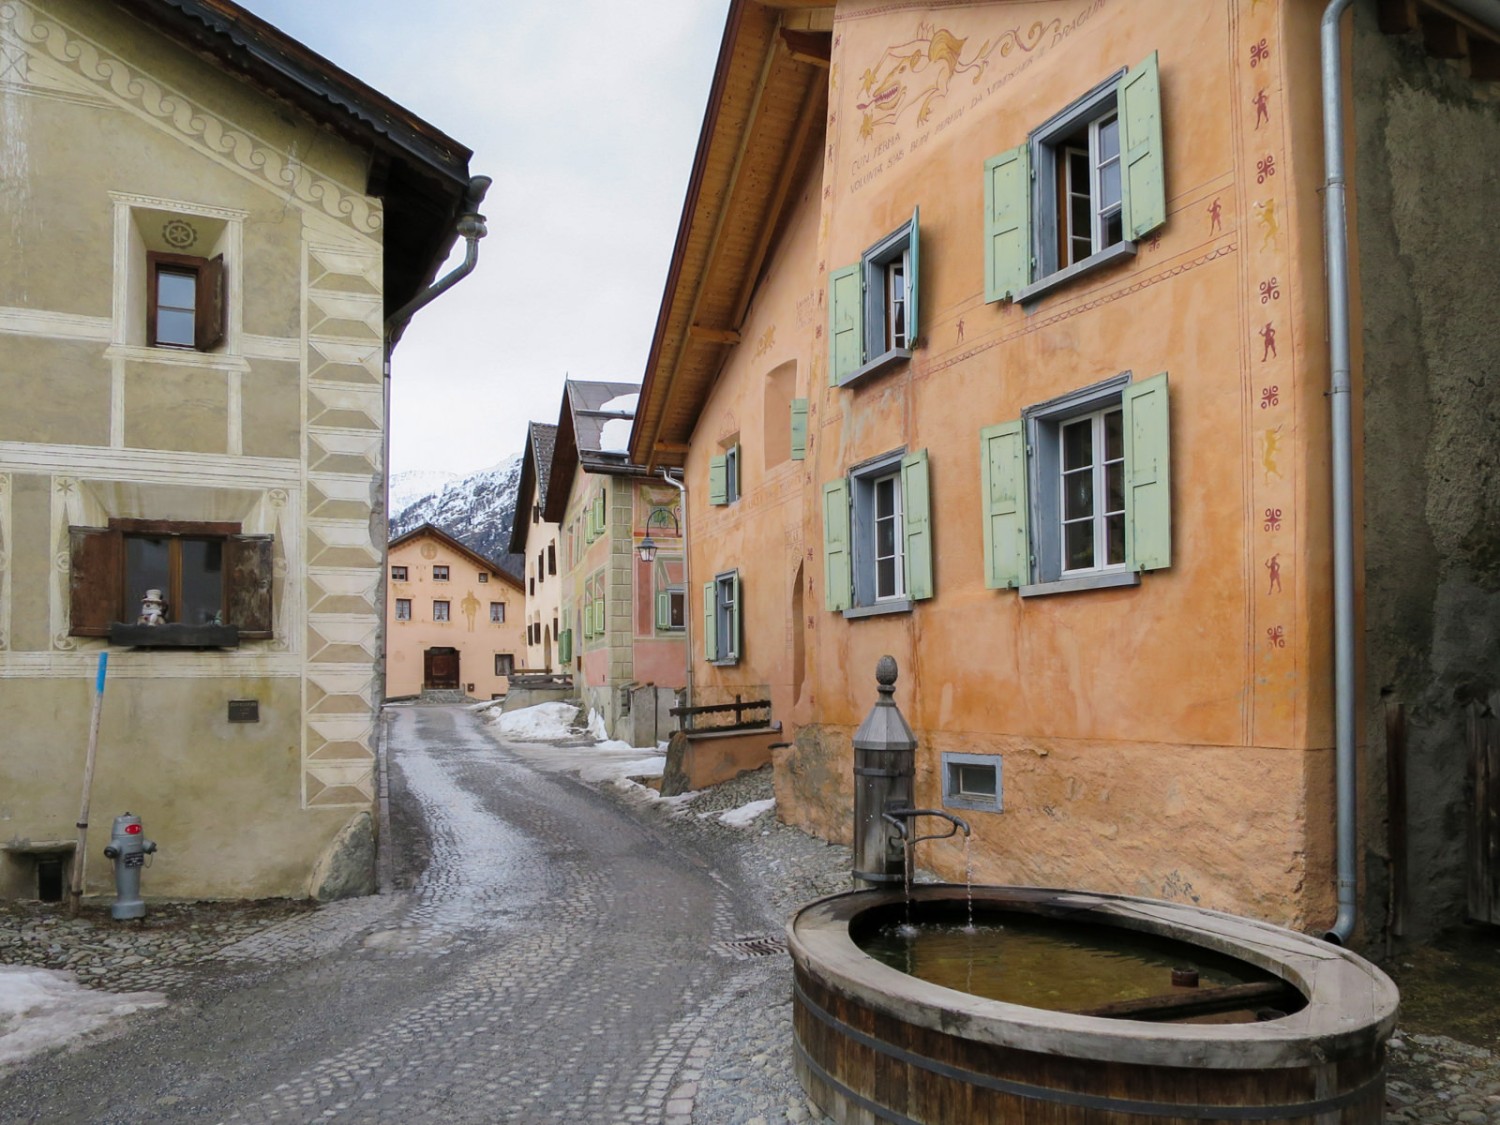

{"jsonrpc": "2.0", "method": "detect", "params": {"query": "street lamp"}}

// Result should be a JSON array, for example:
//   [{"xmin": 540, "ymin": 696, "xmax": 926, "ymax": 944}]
[{"xmin": 637, "ymin": 534, "xmax": 657, "ymax": 563}]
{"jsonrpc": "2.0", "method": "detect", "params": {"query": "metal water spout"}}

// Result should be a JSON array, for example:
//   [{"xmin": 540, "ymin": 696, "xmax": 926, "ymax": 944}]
[
  {"xmin": 851, "ymin": 656, "xmax": 918, "ymax": 889},
  {"xmin": 881, "ymin": 808, "xmax": 971, "ymax": 889}
]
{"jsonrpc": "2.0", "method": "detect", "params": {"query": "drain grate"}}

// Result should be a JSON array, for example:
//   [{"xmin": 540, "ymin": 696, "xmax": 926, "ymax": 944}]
[{"xmin": 716, "ymin": 935, "xmax": 787, "ymax": 960}]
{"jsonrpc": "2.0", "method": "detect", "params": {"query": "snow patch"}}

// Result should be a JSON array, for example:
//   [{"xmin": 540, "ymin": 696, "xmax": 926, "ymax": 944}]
[
  {"xmin": 717, "ymin": 798, "xmax": 776, "ymax": 828},
  {"xmin": 0, "ymin": 966, "xmax": 165, "ymax": 1070},
  {"xmin": 488, "ymin": 702, "xmax": 581, "ymax": 741},
  {"xmin": 598, "ymin": 417, "xmax": 632, "ymax": 453},
  {"xmin": 586, "ymin": 709, "xmax": 609, "ymax": 741},
  {"xmin": 599, "ymin": 393, "xmax": 639, "ymax": 414}
]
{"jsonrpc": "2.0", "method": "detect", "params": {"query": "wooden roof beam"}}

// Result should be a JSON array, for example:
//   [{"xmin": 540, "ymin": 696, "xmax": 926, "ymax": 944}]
[{"xmin": 689, "ymin": 325, "xmax": 742, "ymax": 345}]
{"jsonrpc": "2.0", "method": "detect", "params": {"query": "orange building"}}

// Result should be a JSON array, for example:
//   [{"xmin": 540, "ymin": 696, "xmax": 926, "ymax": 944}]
[
  {"xmin": 633, "ymin": 0, "xmax": 1500, "ymax": 942},
  {"xmin": 386, "ymin": 524, "xmax": 526, "ymax": 700}
]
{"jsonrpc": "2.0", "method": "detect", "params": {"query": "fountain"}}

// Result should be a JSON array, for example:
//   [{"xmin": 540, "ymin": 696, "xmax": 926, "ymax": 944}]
[{"xmin": 788, "ymin": 658, "xmax": 1399, "ymax": 1124}]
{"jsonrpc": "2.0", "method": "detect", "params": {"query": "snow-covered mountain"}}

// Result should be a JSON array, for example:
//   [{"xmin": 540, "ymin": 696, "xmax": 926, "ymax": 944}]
[{"xmin": 389, "ymin": 454, "xmax": 525, "ymax": 580}]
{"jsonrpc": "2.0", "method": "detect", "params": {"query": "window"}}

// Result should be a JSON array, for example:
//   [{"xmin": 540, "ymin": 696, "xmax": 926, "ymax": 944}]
[
  {"xmin": 494, "ymin": 653, "xmax": 514, "ymax": 676},
  {"xmin": 828, "ymin": 208, "xmax": 920, "ymax": 385},
  {"xmin": 391, "ymin": 566, "xmax": 408, "ymax": 582},
  {"xmin": 822, "ymin": 449, "xmax": 932, "ymax": 617},
  {"xmin": 433, "ymin": 600, "xmax": 450, "ymax": 622},
  {"xmin": 433, "ymin": 565, "xmax": 449, "ymax": 581},
  {"xmin": 656, "ymin": 587, "xmax": 686, "ymax": 632},
  {"xmin": 146, "ymin": 252, "xmax": 225, "ymax": 351},
  {"xmin": 395, "ymin": 598, "xmax": 412, "ymax": 621},
  {"xmin": 489, "ymin": 602, "xmax": 505, "ymax": 623},
  {"xmin": 942, "ymin": 753, "xmax": 1003, "ymax": 813},
  {"xmin": 703, "ymin": 570, "xmax": 741, "ymax": 664},
  {"xmin": 547, "ymin": 543, "xmax": 556, "ymax": 576},
  {"xmin": 478, "ymin": 572, "xmax": 488, "ymax": 584},
  {"xmin": 986, "ymin": 53, "xmax": 1164, "ymax": 305},
  {"xmin": 709, "ymin": 442, "xmax": 741, "ymax": 506},
  {"xmin": 67, "ymin": 520, "xmax": 272, "ymax": 640},
  {"xmin": 980, "ymin": 372, "xmax": 1171, "ymax": 595}
]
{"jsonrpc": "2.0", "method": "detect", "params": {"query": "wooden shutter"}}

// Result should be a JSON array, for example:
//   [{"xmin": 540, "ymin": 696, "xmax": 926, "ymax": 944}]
[
  {"xmin": 730, "ymin": 571, "xmax": 742, "ymax": 661},
  {"xmin": 595, "ymin": 593, "xmax": 606, "ymax": 636},
  {"xmin": 1120, "ymin": 51, "xmax": 1166, "ymax": 241},
  {"xmin": 195, "ymin": 254, "xmax": 226, "ymax": 351},
  {"xmin": 595, "ymin": 492, "xmax": 606, "ymax": 533},
  {"xmin": 702, "ymin": 580, "xmax": 717, "ymax": 661},
  {"xmin": 790, "ymin": 398, "xmax": 808, "ymax": 461},
  {"xmin": 980, "ymin": 421, "xmax": 1029, "ymax": 589},
  {"xmin": 901, "ymin": 449, "xmax": 933, "ymax": 601},
  {"xmin": 906, "ymin": 205, "xmax": 920, "ymax": 347},
  {"xmin": 708, "ymin": 455, "xmax": 728, "ymax": 506},
  {"xmin": 559, "ymin": 629, "xmax": 572, "ymax": 664},
  {"xmin": 828, "ymin": 263, "xmax": 863, "ymax": 383},
  {"xmin": 822, "ymin": 480, "xmax": 852, "ymax": 612},
  {"xmin": 68, "ymin": 526, "xmax": 122, "ymax": 637},
  {"xmin": 1122, "ymin": 372, "xmax": 1172, "ymax": 572},
  {"xmin": 984, "ymin": 144, "xmax": 1031, "ymax": 303},
  {"xmin": 225, "ymin": 534, "xmax": 274, "ymax": 638}
]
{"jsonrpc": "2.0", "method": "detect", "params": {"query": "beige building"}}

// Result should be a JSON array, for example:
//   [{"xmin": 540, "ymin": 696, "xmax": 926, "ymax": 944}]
[
  {"xmin": 509, "ymin": 422, "xmax": 563, "ymax": 672},
  {"xmin": 0, "ymin": 0, "xmax": 481, "ymax": 901},
  {"xmin": 386, "ymin": 524, "xmax": 525, "ymax": 700}
]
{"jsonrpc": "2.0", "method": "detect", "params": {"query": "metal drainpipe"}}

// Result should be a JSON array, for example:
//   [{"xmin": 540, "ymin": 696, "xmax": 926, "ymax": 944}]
[
  {"xmin": 1321, "ymin": 0, "xmax": 1357, "ymax": 945},
  {"xmin": 658, "ymin": 469, "xmax": 693, "ymax": 710}
]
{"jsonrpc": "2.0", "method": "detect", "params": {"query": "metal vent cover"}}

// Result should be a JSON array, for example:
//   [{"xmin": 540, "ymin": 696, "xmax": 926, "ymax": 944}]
[{"xmin": 716, "ymin": 935, "xmax": 787, "ymax": 959}]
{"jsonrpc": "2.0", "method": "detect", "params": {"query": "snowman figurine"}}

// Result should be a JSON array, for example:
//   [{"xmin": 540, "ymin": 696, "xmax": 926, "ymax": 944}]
[{"xmin": 137, "ymin": 589, "xmax": 167, "ymax": 626}]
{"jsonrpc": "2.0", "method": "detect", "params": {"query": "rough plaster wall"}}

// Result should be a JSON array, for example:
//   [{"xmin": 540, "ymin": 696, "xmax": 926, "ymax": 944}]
[{"xmin": 1354, "ymin": 8, "xmax": 1500, "ymax": 938}]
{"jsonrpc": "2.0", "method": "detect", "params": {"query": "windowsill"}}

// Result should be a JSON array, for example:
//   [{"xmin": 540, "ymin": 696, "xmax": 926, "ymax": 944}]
[
  {"xmin": 104, "ymin": 343, "xmax": 248, "ymax": 372},
  {"xmin": 1016, "ymin": 241, "xmax": 1136, "ymax": 307},
  {"xmin": 711, "ymin": 658, "xmax": 740, "ymax": 667},
  {"xmin": 943, "ymin": 796, "xmax": 1003, "ymax": 814},
  {"xmin": 109, "ymin": 622, "xmax": 241, "ymax": 648},
  {"xmin": 1018, "ymin": 570, "xmax": 1140, "ymax": 598},
  {"xmin": 843, "ymin": 599, "xmax": 913, "ymax": 620},
  {"xmin": 839, "ymin": 347, "xmax": 911, "ymax": 389}
]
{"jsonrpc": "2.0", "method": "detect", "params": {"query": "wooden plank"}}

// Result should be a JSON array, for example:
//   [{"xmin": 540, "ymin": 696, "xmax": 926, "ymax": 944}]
[
  {"xmin": 1378, "ymin": 0, "xmax": 1420, "ymax": 34},
  {"xmin": 687, "ymin": 325, "xmax": 741, "ymax": 345},
  {"xmin": 1422, "ymin": 12, "xmax": 1468, "ymax": 57},
  {"xmin": 1470, "ymin": 36, "xmax": 1500, "ymax": 80},
  {"xmin": 1074, "ymin": 980, "xmax": 1298, "ymax": 1021}
]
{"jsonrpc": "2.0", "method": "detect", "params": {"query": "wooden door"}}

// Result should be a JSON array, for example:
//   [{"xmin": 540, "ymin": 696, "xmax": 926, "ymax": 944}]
[{"xmin": 425, "ymin": 647, "xmax": 459, "ymax": 690}]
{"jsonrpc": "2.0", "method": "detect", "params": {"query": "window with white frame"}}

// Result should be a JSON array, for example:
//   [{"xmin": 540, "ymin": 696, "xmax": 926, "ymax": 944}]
[
  {"xmin": 702, "ymin": 570, "xmax": 741, "ymax": 664},
  {"xmin": 822, "ymin": 449, "xmax": 933, "ymax": 616},
  {"xmin": 984, "ymin": 53, "xmax": 1164, "ymax": 305},
  {"xmin": 828, "ymin": 207, "xmax": 921, "ymax": 386},
  {"xmin": 433, "ymin": 600, "xmax": 450, "ymax": 622},
  {"xmin": 489, "ymin": 601, "xmax": 504, "ymax": 623},
  {"xmin": 395, "ymin": 598, "xmax": 411, "ymax": 621},
  {"xmin": 980, "ymin": 372, "xmax": 1171, "ymax": 595}
]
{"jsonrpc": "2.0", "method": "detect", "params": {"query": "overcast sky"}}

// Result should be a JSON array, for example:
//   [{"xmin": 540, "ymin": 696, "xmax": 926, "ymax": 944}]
[{"xmin": 239, "ymin": 1, "xmax": 728, "ymax": 476}]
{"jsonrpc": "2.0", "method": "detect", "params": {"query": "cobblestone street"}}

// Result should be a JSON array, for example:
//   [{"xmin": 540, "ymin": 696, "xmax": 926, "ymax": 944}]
[
  {"xmin": 0, "ymin": 704, "xmax": 838, "ymax": 1124},
  {"xmin": 4, "ymin": 701, "xmax": 1500, "ymax": 1124}
]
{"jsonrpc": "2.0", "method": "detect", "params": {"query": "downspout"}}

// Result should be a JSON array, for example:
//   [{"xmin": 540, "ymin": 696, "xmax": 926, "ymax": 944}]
[
  {"xmin": 658, "ymin": 468, "xmax": 693, "ymax": 711},
  {"xmin": 1320, "ymin": 0, "xmax": 1357, "ymax": 945}
]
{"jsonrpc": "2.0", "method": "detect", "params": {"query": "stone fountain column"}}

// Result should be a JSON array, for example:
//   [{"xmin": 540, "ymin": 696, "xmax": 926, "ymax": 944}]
[{"xmin": 851, "ymin": 656, "xmax": 916, "ymax": 889}]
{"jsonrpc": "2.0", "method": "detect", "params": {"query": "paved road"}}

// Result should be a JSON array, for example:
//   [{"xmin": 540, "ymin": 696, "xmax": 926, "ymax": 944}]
[{"xmin": 0, "ymin": 705, "xmax": 769, "ymax": 1124}]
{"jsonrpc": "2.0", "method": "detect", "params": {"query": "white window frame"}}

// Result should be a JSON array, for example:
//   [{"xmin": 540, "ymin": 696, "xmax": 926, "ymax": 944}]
[
  {"xmin": 848, "ymin": 449, "xmax": 910, "ymax": 614},
  {"xmin": 395, "ymin": 598, "xmax": 411, "ymax": 622},
  {"xmin": 863, "ymin": 224, "xmax": 913, "ymax": 366},
  {"xmin": 1022, "ymin": 69, "xmax": 1135, "ymax": 297},
  {"xmin": 1022, "ymin": 372, "xmax": 1141, "ymax": 595},
  {"xmin": 666, "ymin": 586, "xmax": 686, "ymax": 631},
  {"xmin": 724, "ymin": 444, "xmax": 740, "ymax": 504},
  {"xmin": 1057, "ymin": 406, "xmax": 1127, "ymax": 577},
  {"xmin": 433, "ymin": 599, "xmax": 450, "ymax": 622},
  {"xmin": 489, "ymin": 601, "xmax": 504, "ymax": 623},
  {"xmin": 714, "ymin": 571, "xmax": 738, "ymax": 663}
]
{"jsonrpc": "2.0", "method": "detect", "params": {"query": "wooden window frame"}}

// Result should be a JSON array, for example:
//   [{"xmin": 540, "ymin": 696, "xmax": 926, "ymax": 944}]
[
  {"xmin": 68, "ymin": 519, "xmax": 273, "ymax": 640},
  {"xmin": 432, "ymin": 565, "xmax": 450, "ymax": 582},
  {"xmin": 433, "ymin": 599, "xmax": 451, "ymax": 622},
  {"xmin": 395, "ymin": 598, "xmax": 412, "ymax": 621},
  {"xmin": 478, "ymin": 572, "xmax": 489, "ymax": 584},
  {"xmin": 391, "ymin": 565, "xmax": 408, "ymax": 581},
  {"xmin": 146, "ymin": 251, "xmax": 225, "ymax": 351},
  {"xmin": 489, "ymin": 601, "xmax": 504, "ymax": 623}
]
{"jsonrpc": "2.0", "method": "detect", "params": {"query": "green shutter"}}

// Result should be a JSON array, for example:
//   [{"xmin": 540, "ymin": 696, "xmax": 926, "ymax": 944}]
[
  {"xmin": 703, "ymin": 580, "xmax": 717, "ymax": 661},
  {"xmin": 708, "ymin": 455, "xmax": 727, "ymax": 506},
  {"xmin": 980, "ymin": 420, "xmax": 1029, "ymax": 589},
  {"xmin": 822, "ymin": 479, "xmax": 852, "ymax": 612},
  {"xmin": 596, "ymin": 492, "xmax": 607, "ymax": 532},
  {"xmin": 828, "ymin": 263, "xmax": 863, "ymax": 384},
  {"xmin": 655, "ymin": 590, "xmax": 669, "ymax": 630},
  {"xmin": 596, "ymin": 593, "xmax": 606, "ymax": 635},
  {"xmin": 1122, "ymin": 371, "xmax": 1172, "ymax": 572},
  {"xmin": 732, "ymin": 573, "xmax": 744, "ymax": 660},
  {"xmin": 906, "ymin": 205, "xmax": 920, "ymax": 347},
  {"xmin": 559, "ymin": 628, "xmax": 571, "ymax": 664},
  {"xmin": 901, "ymin": 449, "xmax": 933, "ymax": 601},
  {"xmin": 984, "ymin": 143, "xmax": 1031, "ymax": 303},
  {"xmin": 790, "ymin": 398, "xmax": 808, "ymax": 460},
  {"xmin": 1120, "ymin": 51, "xmax": 1166, "ymax": 241}
]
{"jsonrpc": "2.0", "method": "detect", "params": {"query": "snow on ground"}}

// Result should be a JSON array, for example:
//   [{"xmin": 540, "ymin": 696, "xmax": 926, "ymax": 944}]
[
  {"xmin": 0, "ymin": 966, "xmax": 164, "ymax": 1070},
  {"xmin": 716, "ymin": 798, "xmax": 776, "ymax": 828},
  {"xmin": 483, "ymin": 703, "xmax": 673, "ymax": 804}
]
